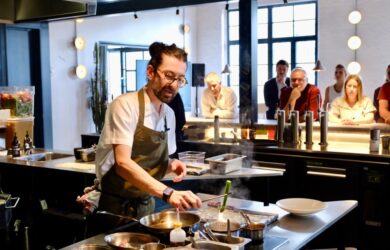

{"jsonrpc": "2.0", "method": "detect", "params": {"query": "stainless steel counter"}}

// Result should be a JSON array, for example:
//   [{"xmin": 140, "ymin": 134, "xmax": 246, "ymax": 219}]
[{"xmin": 60, "ymin": 194, "xmax": 357, "ymax": 250}]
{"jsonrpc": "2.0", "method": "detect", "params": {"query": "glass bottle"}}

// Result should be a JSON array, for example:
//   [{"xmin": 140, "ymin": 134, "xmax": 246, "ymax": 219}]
[{"xmin": 169, "ymin": 222, "xmax": 186, "ymax": 247}]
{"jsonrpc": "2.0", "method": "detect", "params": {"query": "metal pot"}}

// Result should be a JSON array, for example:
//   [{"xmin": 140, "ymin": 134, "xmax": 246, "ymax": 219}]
[
  {"xmin": 104, "ymin": 232, "xmax": 159, "ymax": 250},
  {"xmin": 240, "ymin": 222, "xmax": 266, "ymax": 243},
  {"xmin": 205, "ymin": 220, "xmax": 243, "ymax": 237}
]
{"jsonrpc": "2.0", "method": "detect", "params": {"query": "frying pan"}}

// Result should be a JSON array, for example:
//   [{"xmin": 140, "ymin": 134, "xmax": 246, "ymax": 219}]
[{"xmin": 97, "ymin": 210, "xmax": 200, "ymax": 235}]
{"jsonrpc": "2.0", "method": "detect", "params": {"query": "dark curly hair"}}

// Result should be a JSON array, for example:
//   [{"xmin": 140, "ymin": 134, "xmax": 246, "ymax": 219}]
[{"xmin": 148, "ymin": 42, "xmax": 188, "ymax": 72}]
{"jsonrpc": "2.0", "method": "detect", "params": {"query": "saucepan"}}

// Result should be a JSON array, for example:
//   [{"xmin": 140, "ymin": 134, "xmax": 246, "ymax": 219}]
[
  {"xmin": 97, "ymin": 210, "xmax": 201, "ymax": 235},
  {"xmin": 104, "ymin": 232, "xmax": 159, "ymax": 250}
]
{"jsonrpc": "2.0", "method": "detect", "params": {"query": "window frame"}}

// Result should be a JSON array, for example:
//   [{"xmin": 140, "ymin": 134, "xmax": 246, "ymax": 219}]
[{"xmin": 227, "ymin": 1, "xmax": 318, "ymax": 104}]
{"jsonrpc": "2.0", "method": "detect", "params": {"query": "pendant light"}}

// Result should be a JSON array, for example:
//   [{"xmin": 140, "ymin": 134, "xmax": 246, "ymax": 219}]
[
  {"xmin": 221, "ymin": 64, "xmax": 232, "ymax": 74},
  {"xmin": 313, "ymin": 60, "xmax": 324, "ymax": 71}
]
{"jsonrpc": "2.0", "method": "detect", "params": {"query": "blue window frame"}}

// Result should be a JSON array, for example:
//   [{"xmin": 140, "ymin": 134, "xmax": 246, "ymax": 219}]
[{"xmin": 227, "ymin": 1, "xmax": 318, "ymax": 104}]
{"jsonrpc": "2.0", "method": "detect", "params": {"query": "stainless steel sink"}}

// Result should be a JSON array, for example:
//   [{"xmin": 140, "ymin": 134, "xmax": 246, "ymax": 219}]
[{"xmin": 14, "ymin": 152, "xmax": 72, "ymax": 161}]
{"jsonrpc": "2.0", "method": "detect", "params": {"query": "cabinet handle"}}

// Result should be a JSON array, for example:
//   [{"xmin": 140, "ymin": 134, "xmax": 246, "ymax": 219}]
[
  {"xmin": 252, "ymin": 160, "xmax": 286, "ymax": 172},
  {"xmin": 306, "ymin": 165, "xmax": 346, "ymax": 178}
]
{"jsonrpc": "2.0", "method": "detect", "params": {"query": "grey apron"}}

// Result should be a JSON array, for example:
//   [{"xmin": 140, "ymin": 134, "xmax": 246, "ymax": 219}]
[{"xmin": 98, "ymin": 89, "xmax": 169, "ymax": 219}]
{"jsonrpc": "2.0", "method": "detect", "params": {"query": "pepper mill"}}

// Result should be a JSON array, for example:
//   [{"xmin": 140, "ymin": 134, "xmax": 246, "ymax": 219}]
[
  {"xmin": 290, "ymin": 110, "xmax": 299, "ymax": 145},
  {"xmin": 319, "ymin": 111, "xmax": 328, "ymax": 146},
  {"xmin": 276, "ymin": 110, "xmax": 285, "ymax": 144},
  {"xmin": 214, "ymin": 115, "xmax": 220, "ymax": 144},
  {"xmin": 369, "ymin": 128, "xmax": 380, "ymax": 152},
  {"xmin": 305, "ymin": 111, "xmax": 313, "ymax": 145}
]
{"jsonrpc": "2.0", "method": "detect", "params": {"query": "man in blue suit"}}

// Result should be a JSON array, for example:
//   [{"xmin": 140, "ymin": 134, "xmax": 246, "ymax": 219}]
[{"xmin": 264, "ymin": 60, "xmax": 290, "ymax": 119}]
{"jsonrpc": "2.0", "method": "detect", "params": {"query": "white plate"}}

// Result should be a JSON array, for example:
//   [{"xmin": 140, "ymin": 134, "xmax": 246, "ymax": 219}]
[{"xmin": 276, "ymin": 198, "xmax": 327, "ymax": 216}]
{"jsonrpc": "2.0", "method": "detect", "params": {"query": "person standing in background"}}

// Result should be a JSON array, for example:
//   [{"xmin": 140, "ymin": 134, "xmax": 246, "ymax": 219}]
[
  {"xmin": 322, "ymin": 64, "xmax": 347, "ymax": 110},
  {"xmin": 201, "ymin": 72, "xmax": 238, "ymax": 119},
  {"xmin": 280, "ymin": 68, "xmax": 321, "ymax": 122},
  {"xmin": 168, "ymin": 92, "xmax": 187, "ymax": 141},
  {"xmin": 264, "ymin": 60, "xmax": 290, "ymax": 119},
  {"xmin": 378, "ymin": 64, "xmax": 390, "ymax": 124},
  {"xmin": 329, "ymin": 74, "xmax": 376, "ymax": 125}
]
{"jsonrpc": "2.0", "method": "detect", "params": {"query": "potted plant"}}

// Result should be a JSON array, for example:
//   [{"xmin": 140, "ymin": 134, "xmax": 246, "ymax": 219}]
[{"xmin": 90, "ymin": 42, "xmax": 108, "ymax": 133}]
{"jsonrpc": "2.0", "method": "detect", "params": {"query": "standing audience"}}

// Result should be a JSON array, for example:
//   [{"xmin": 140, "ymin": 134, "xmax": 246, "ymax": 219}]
[
  {"xmin": 264, "ymin": 60, "xmax": 290, "ymax": 119},
  {"xmin": 280, "ymin": 68, "xmax": 321, "ymax": 122},
  {"xmin": 201, "ymin": 72, "xmax": 238, "ymax": 119},
  {"xmin": 323, "ymin": 64, "xmax": 347, "ymax": 110},
  {"xmin": 329, "ymin": 74, "xmax": 376, "ymax": 125},
  {"xmin": 378, "ymin": 64, "xmax": 390, "ymax": 124}
]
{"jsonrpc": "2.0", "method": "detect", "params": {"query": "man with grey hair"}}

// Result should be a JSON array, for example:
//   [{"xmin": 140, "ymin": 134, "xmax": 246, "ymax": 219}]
[
  {"xmin": 280, "ymin": 68, "xmax": 321, "ymax": 121},
  {"xmin": 201, "ymin": 72, "xmax": 238, "ymax": 118}
]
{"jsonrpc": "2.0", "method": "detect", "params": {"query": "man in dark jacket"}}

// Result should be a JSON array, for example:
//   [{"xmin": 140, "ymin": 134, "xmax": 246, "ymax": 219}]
[{"xmin": 264, "ymin": 60, "xmax": 290, "ymax": 119}]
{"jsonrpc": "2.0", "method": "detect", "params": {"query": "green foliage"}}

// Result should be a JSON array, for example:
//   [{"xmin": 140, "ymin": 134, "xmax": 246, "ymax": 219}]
[{"xmin": 90, "ymin": 42, "xmax": 108, "ymax": 133}]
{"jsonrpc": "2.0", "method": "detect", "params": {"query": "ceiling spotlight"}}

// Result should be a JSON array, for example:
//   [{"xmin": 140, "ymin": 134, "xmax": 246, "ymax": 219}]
[
  {"xmin": 176, "ymin": 8, "xmax": 180, "ymax": 15},
  {"xmin": 225, "ymin": 3, "xmax": 229, "ymax": 10},
  {"xmin": 134, "ymin": 12, "xmax": 138, "ymax": 19}
]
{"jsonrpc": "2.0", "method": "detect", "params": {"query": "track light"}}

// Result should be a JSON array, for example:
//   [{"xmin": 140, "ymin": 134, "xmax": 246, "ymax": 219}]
[
  {"xmin": 133, "ymin": 12, "xmax": 138, "ymax": 19},
  {"xmin": 283, "ymin": 0, "xmax": 288, "ymax": 3},
  {"xmin": 176, "ymin": 8, "xmax": 180, "ymax": 15},
  {"xmin": 225, "ymin": 1, "xmax": 229, "ymax": 10}
]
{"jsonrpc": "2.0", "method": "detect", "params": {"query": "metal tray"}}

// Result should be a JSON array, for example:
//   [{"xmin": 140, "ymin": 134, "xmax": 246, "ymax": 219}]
[{"xmin": 206, "ymin": 154, "xmax": 246, "ymax": 174}]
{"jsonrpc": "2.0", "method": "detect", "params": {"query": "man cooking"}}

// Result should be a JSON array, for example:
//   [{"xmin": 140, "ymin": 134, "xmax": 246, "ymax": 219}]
[{"xmin": 95, "ymin": 41, "xmax": 202, "ymax": 222}]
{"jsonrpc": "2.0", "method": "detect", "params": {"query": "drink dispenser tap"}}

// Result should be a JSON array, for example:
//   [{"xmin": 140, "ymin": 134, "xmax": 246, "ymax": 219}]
[
  {"xmin": 305, "ymin": 111, "xmax": 313, "ymax": 145},
  {"xmin": 290, "ymin": 110, "xmax": 299, "ymax": 145},
  {"xmin": 276, "ymin": 110, "xmax": 285, "ymax": 144},
  {"xmin": 319, "ymin": 111, "xmax": 328, "ymax": 146}
]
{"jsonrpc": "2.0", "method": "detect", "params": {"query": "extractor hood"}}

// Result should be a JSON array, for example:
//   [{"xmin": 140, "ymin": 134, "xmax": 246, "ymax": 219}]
[{"xmin": 0, "ymin": 0, "xmax": 97, "ymax": 24}]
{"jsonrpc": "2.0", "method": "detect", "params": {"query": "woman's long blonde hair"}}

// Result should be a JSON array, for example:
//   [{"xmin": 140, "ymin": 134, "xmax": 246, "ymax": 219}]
[{"xmin": 343, "ymin": 74, "xmax": 363, "ymax": 103}]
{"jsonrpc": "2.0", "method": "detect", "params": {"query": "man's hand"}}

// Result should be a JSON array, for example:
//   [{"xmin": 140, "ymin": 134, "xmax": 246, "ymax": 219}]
[
  {"xmin": 289, "ymin": 87, "xmax": 301, "ymax": 103},
  {"xmin": 169, "ymin": 159, "xmax": 187, "ymax": 182},
  {"xmin": 168, "ymin": 190, "xmax": 202, "ymax": 210}
]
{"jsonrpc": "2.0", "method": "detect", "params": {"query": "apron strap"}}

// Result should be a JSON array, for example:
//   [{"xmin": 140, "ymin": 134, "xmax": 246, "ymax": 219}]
[{"xmin": 137, "ymin": 89, "xmax": 145, "ymax": 128}]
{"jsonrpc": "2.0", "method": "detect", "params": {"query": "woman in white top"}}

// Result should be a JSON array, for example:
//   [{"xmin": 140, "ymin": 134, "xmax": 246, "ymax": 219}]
[
  {"xmin": 323, "ymin": 64, "xmax": 347, "ymax": 110},
  {"xmin": 329, "ymin": 74, "xmax": 376, "ymax": 125}
]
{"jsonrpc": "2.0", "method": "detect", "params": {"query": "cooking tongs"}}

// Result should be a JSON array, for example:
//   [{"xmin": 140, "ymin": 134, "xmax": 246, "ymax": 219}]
[{"xmin": 200, "ymin": 192, "xmax": 232, "ymax": 203}]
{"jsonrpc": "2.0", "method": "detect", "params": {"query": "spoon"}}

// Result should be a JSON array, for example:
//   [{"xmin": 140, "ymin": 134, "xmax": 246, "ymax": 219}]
[{"xmin": 226, "ymin": 219, "xmax": 235, "ymax": 244}]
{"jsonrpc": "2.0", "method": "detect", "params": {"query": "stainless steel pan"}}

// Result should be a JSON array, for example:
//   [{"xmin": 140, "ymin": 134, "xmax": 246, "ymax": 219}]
[{"xmin": 97, "ymin": 210, "xmax": 201, "ymax": 235}]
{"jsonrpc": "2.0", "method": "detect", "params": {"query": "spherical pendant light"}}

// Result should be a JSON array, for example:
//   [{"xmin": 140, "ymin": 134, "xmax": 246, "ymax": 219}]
[
  {"xmin": 348, "ymin": 35, "xmax": 362, "ymax": 50},
  {"xmin": 347, "ymin": 61, "xmax": 361, "ymax": 74},
  {"xmin": 348, "ymin": 10, "xmax": 362, "ymax": 24}
]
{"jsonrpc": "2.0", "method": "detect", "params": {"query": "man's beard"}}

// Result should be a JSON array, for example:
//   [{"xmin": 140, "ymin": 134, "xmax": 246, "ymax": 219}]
[{"xmin": 150, "ymin": 78, "xmax": 177, "ymax": 103}]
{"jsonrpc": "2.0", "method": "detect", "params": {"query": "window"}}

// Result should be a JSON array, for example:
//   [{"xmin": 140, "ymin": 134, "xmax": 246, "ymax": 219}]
[
  {"xmin": 227, "ymin": 1, "xmax": 317, "ymax": 105},
  {"xmin": 102, "ymin": 43, "xmax": 149, "ymax": 100}
]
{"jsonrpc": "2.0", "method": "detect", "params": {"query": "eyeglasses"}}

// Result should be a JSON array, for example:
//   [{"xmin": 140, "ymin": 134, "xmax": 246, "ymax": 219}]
[
  {"xmin": 157, "ymin": 69, "xmax": 187, "ymax": 88},
  {"xmin": 291, "ymin": 77, "xmax": 305, "ymax": 82}
]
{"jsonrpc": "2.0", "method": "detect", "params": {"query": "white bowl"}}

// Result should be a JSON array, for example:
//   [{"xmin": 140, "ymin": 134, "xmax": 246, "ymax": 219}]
[{"xmin": 276, "ymin": 198, "xmax": 327, "ymax": 216}]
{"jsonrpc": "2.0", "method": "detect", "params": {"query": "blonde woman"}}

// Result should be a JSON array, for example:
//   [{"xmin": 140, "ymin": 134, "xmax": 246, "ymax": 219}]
[{"xmin": 329, "ymin": 74, "xmax": 376, "ymax": 125}]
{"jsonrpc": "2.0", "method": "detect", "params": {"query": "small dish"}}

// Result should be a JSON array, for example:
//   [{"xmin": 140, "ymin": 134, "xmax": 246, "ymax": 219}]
[{"xmin": 276, "ymin": 198, "xmax": 327, "ymax": 216}]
